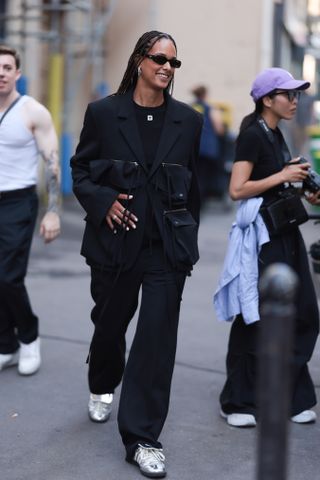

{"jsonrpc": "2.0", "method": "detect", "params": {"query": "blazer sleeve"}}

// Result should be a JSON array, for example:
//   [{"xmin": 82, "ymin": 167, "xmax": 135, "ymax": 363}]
[
  {"xmin": 187, "ymin": 114, "xmax": 203, "ymax": 224},
  {"xmin": 70, "ymin": 104, "xmax": 119, "ymax": 227}
]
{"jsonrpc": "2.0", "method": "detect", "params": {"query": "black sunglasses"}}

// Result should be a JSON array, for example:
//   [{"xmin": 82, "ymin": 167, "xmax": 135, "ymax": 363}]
[
  {"xmin": 145, "ymin": 54, "xmax": 182, "ymax": 69},
  {"xmin": 270, "ymin": 90, "xmax": 301, "ymax": 102}
]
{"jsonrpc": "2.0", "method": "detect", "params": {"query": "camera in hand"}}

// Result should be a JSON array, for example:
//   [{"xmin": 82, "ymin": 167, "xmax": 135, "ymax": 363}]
[{"xmin": 296, "ymin": 157, "xmax": 320, "ymax": 193}]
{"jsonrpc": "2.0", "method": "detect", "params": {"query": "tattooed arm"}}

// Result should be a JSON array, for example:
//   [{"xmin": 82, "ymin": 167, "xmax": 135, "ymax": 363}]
[
  {"xmin": 38, "ymin": 148, "xmax": 60, "ymax": 214},
  {"xmin": 25, "ymin": 99, "xmax": 61, "ymax": 243}
]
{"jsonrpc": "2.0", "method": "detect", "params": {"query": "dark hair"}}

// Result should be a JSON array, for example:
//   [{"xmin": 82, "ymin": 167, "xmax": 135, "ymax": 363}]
[
  {"xmin": 116, "ymin": 30, "xmax": 178, "ymax": 95},
  {"xmin": 0, "ymin": 44, "xmax": 20, "ymax": 69},
  {"xmin": 191, "ymin": 85, "xmax": 207, "ymax": 100},
  {"xmin": 239, "ymin": 99, "xmax": 264, "ymax": 132}
]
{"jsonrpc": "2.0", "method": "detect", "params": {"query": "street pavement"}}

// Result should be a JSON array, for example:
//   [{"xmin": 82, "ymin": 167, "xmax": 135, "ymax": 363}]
[{"xmin": 1, "ymin": 197, "xmax": 319, "ymax": 480}]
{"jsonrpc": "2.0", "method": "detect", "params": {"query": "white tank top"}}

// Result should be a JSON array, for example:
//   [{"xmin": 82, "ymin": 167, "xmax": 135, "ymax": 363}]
[{"xmin": 0, "ymin": 95, "xmax": 38, "ymax": 191}]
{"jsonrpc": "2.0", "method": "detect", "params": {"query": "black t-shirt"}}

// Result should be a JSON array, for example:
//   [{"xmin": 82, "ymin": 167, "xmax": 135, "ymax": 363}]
[
  {"xmin": 234, "ymin": 121, "xmax": 290, "ymax": 201},
  {"xmin": 134, "ymin": 101, "xmax": 166, "ymax": 247},
  {"xmin": 134, "ymin": 102, "xmax": 166, "ymax": 168}
]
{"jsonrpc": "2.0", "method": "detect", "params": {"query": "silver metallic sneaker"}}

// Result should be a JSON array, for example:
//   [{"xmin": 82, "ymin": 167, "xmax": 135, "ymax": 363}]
[
  {"xmin": 88, "ymin": 393, "xmax": 113, "ymax": 423},
  {"xmin": 132, "ymin": 444, "xmax": 166, "ymax": 478}
]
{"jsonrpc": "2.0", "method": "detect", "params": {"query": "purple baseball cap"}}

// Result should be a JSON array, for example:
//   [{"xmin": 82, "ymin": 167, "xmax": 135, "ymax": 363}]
[{"xmin": 250, "ymin": 67, "xmax": 310, "ymax": 102}]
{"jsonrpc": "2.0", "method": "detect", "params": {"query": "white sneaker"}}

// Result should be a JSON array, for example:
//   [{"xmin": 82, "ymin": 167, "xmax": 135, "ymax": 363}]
[
  {"xmin": 18, "ymin": 338, "xmax": 41, "ymax": 375},
  {"xmin": 132, "ymin": 444, "xmax": 166, "ymax": 478},
  {"xmin": 88, "ymin": 393, "xmax": 113, "ymax": 423},
  {"xmin": 291, "ymin": 410, "xmax": 317, "ymax": 424},
  {"xmin": 220, "ymin": 410, "xmax": 257, "ymax": 427},
  {"xmin": 0, "ymin": 351, "xmax": 19, "ymax": 371}
]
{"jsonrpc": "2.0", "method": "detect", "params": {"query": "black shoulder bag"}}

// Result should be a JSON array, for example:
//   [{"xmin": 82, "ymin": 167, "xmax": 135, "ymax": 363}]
[{"xmin": 257, "ymin": 117, "xmax": 308, "ymax": 235}]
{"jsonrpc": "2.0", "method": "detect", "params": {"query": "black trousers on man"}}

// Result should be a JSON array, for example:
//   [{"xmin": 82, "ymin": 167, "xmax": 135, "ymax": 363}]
[
  {"xmin": 0, "ymin": 188, "xmax": 38, "ymax": 354},
  {"xmin": 88, "ymin": 244, "xmax": 186, "ymax": 460}
]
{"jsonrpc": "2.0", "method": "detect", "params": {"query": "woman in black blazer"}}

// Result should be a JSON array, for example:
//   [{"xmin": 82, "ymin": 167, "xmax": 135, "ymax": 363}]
[{"xmin": 71, "ymin": 30, "xmax": 202, "ymax": 478}]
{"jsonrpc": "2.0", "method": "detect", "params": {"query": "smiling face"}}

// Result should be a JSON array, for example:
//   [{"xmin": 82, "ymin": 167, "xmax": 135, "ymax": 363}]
[
  {"xmin": 137, "ymin": 38, "xmax": 178, "ymax": 92},
  {"xmin": 0, "ymin": 54, "xmax": 21, "ymax": 98}
]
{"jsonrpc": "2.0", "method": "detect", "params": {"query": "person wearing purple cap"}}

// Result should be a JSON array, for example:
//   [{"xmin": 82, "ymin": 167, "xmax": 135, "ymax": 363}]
[
  {"xmin": 250, "ymin": 67, "xmax": 311, "ymax": 103},
  {"xmin": 219, "ymin": 67, "xmax": 319, "ymax": 427}
]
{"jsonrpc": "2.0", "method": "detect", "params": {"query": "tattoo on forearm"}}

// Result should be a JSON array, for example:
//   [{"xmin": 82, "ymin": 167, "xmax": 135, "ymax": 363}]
[{"xmin": 40, "ymin": 149, "xmax": 61, "ymax": 213}]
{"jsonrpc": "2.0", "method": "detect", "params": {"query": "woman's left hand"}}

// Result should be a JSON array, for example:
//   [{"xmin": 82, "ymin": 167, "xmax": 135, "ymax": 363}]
[{"xmin": 305, "ymin": 190, "xmax": 320, "ymax": 205}]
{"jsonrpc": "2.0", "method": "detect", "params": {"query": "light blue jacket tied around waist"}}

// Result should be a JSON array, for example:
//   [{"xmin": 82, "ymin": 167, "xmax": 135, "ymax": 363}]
[{"xmin": 213, "ymin": 197, "xmax": 270, "ymax": 325}]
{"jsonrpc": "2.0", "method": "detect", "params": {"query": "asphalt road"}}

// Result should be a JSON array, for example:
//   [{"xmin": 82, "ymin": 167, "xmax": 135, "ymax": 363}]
[{"xmin": 1, "ymin": 197, "xmax": 319, "ymax": 480}]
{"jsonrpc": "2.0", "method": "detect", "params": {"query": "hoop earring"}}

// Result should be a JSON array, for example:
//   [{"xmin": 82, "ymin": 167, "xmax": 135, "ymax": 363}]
[{"xmin": 137, "ymin": 66, "xmax": 142, "ymax": 77}]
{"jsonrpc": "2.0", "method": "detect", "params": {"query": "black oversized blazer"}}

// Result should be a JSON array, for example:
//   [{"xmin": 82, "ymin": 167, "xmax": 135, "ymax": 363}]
[{"xmin": 71, "ymin": 88, "xmax": 203, "ymax": 271}]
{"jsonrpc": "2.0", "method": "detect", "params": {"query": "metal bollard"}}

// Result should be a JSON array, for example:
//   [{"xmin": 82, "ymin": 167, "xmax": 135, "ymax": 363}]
[{"xmin": 256, "ymin": 263, "xmax": 299, "ymax": 480}]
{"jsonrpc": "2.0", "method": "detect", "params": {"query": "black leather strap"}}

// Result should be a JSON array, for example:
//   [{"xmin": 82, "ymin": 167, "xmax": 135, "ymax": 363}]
[{"xmin": 257, "ymin": 116, "xmax": 291, "ymax": 166}]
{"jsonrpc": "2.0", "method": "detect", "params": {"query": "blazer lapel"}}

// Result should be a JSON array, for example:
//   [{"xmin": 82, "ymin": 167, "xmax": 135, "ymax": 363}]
[
  {"xmin": 149, "ymin": 95, "xmax": 182, "ymax": 178},
  {"xmin": 117, "ymin": 91, "xmax": 148, "ymax": 172}
]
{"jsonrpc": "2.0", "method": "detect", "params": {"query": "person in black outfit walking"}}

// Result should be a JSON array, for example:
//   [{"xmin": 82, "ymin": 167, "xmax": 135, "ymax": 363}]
[
  {"xmin": 219, "ymin": 68, "xmax": 319, "ymax": 428},
  {"xmin": 71, "ymin": 31, "xmax": 202, "ymax": 477}
]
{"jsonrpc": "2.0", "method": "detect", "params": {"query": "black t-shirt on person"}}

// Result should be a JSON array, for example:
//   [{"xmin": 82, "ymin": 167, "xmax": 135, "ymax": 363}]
[
  {"xmin": 134, "ymin": 102, "xmax": 166, "ymax": 168},
  {"xmin": 234, "ymin": 120, "xmax": 290, "ymax": 202},
  {"xmin": 134, "ymin": 101, "xmax": 166, "ymax": 247}
]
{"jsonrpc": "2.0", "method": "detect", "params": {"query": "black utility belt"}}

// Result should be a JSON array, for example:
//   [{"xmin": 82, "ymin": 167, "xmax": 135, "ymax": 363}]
[
  {"xmin": 259, "ymin": 190, "xmax": 308, "ymax": 235},
  {"xmin": 0, "ymin": 185, "xmax": 36, "ymax": 200}
]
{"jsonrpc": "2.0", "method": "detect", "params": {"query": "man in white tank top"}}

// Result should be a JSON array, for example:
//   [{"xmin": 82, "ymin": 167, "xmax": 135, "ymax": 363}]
[{"xmin": 0, "ymin": 45, "xmax": 60, "ymax": 376}]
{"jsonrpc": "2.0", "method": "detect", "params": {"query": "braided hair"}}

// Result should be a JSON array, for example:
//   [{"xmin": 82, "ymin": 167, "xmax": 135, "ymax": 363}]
[{"xmin": 116, "ymin": 31, "xmax": 178, "ymax": 95}]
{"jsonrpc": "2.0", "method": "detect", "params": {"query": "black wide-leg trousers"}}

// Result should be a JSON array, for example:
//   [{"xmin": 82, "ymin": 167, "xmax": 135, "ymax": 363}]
[
  {"xmin": 220, "ymin": 229, "xmax": 319, "ymax": 417},
  {"xmin": 88, "ymin": 245, "xmax": 186, "ymax": 459},
  {"xmin": 0, "ymin": 190, "xmax": 39, "ymax": 354}
]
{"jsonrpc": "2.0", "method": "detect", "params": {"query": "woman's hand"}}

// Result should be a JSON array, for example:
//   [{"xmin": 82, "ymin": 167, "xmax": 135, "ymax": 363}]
[
  {"xmin": 305, "ymin": 190, "xmax": 320, "ymax": 206},
  {"xmin": 280, "ymin": 158, "xmax": 310, "ymax": 183},
  {"xmin": 229, "ymin": 158, "xmax": 312, "ymax": 201},
  {"xmin": 106, "ymin": 193, "xmax": 138, "ymax": 232}
]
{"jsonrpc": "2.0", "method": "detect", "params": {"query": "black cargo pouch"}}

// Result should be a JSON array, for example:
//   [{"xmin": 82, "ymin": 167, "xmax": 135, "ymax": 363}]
[
  {"xmin": 163, "ymin": 208, "xmax": 199, "ymax": 268},
  {"xmin": 90, "ymin": 158, "xmax": 142, "ymax": 191},
  {"xmin": 152, "ymin": 163, "xmax": 192, "ymax": 208},
  {"xmin": 260, "ymin": 190, "xmax": 308, "ymax": 235}
]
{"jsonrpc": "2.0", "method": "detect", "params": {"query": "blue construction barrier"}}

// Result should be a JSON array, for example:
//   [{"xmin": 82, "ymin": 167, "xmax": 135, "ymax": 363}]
[
  {"xmin": 94, "ymin": 81, "xmax": 109, "ymax": 99},
  {"xmin": 17, "ymin": 75, "xmax": 28, "ymax": 95},
  {"xmin": 61, "ymin": 132, "xmax": 73, "ymax": 195}
]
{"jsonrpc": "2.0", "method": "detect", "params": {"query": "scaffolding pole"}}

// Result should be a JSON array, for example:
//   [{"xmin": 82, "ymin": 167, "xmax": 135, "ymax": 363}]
[{"xmin": 1, "ymin": 0, "xmax": 117, "ymax": 195}]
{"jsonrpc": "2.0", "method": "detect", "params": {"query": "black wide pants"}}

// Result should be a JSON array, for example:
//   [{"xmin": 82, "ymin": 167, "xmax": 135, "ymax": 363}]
[
  {"xmin": 88, "ymin": 245, "xmax": 186, "ymax": 459},
  {"xmin": 220, "ymin": 228, "xmax": 319, "ymax": 417},
  {"xmin": 0, "ymin": 189, "xmax": 39, "ymax": 354}
]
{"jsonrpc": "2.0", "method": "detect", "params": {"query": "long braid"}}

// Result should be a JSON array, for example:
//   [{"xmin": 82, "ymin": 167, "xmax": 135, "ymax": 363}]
[{"xmin": 116, "ymin": 31, "xmax": 178, "ymax": 95}]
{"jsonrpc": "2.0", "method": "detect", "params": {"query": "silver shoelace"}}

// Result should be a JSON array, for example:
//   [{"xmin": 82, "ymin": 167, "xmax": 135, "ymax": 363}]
[{"xmin": 135, "ymin": 447, "xmax": 165, "ymax": 467}]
